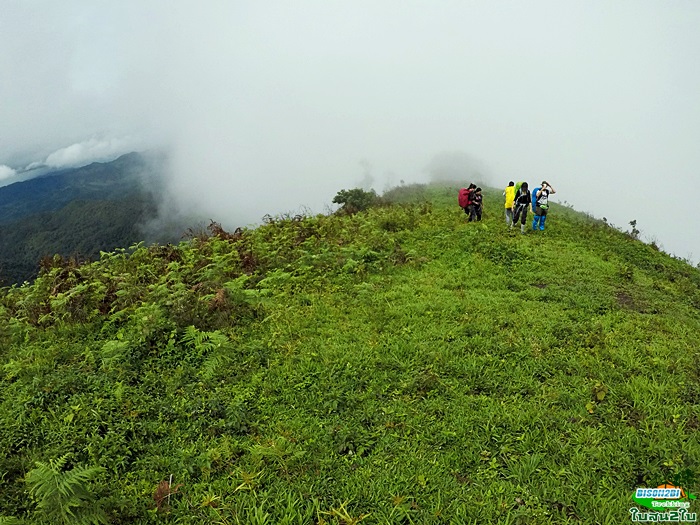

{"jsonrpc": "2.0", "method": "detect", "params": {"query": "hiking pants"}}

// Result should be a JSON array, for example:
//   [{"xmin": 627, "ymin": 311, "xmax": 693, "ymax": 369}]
[
  {"xmin": 465, "ymin": 204, "xmax": 474, "ymax": 221},
  {"xmin": 513, "ymin": 204, "xmax": 528, "ymax": 225},
  {"xmin": 533, "ymin": 206, "xmax": 548, "ymax": 230},
  {"xmin": 505, "ymin": 208, "xmax": 513, "ymax": 225},
  {"xmin": 470, "ymin": 205, "xmax": 482, "ymax": 222}
]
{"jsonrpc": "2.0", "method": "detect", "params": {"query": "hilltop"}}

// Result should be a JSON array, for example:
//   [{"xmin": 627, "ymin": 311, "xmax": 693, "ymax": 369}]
[{"xmin": 0, "ymin": 185, "xmax": 699, "ymax": 524}]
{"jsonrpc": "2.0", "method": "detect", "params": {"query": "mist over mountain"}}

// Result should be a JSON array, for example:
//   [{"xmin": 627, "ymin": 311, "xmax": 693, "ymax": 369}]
[
  {"xmin": 2, "ymin": 3, "xmax": 699, "ymax": 263},
  {"xmin": 0, "ymin": 153, "xmax": 153, "ymax": 222}
]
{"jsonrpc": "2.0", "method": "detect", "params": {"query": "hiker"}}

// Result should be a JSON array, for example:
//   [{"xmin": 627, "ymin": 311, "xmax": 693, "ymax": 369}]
[
  {"xmin": 459, "ymin": 183, "xmax": 476, "ymax": 216},
  {"xmin": 532, "ymin": 181, "xmax": 556, "ymax": 231},
  {"xmin": 512, "ymin": 182, "xmax": 531, "ymax": 234},
  {"xmin": 503, "ymin": 181, "xmax": 515, "ymax": 226},
  {"xmin": 470, "ymin": 187, "xmax": 483, "ymax": 222},
  {"xmin": 459, "ymin": 183, "xmax": 476, "ymax": 217}
]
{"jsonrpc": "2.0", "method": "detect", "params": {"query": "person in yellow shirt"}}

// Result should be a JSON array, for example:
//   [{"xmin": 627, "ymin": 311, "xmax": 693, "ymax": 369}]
[{"xmin": 503, "ymin": 181, "xmax": 515, "ymax": 226}]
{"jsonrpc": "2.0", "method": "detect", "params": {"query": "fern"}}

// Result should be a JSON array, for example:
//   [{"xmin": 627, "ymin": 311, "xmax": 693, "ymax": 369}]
[
  {"xmin": 25, "ymin": 456, "xmax": 108, "ymax": 525},
  {"xmin": 200, "ymin": 352, "xmax": 234, "ymax": 380},
  {"xmin": 183, "ymin": 326, "xmax": 231, "ymax": 354}
]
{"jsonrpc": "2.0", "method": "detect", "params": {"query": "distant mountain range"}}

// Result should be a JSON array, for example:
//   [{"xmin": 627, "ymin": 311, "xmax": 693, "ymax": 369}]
[{"xmin": 0, "ymin": 152, "xmax": 169, "ymax": 285}]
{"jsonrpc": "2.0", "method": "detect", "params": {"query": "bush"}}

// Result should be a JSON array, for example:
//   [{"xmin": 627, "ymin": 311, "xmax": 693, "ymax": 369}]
[{"xmin": 332, "ymin": 188, "xmax": 380, "ymax": 214}]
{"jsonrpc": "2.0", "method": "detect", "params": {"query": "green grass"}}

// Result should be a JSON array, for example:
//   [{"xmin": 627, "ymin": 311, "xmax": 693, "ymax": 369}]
[{"xmin": 1, "ymin": 185, "xmax": 699, "ymax": 523}]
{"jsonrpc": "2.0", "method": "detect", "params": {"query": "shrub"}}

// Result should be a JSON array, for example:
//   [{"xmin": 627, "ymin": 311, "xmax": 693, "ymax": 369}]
[{"xmin": 332, "ymin": 188, "xmax": 380, "ymax": 214}]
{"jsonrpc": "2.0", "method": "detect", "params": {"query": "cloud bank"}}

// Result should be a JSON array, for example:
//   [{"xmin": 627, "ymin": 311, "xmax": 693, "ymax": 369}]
[
  {"xmin": 43, "ymin": 137, "xmax": 144, "ymax": 169},
  {"xmin": 0, "ymin": 2, "xmax": 699, "ymax": 260}
]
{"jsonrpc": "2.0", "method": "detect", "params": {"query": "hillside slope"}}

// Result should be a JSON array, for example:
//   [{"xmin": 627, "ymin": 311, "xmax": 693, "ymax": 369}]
[
  {"xmin": 0, "ymin": 153, "xmax": 164, "ymax": 285},
  {"xmin": 1, "ymin": 186, "xmax": 699, "ymax": 524}
]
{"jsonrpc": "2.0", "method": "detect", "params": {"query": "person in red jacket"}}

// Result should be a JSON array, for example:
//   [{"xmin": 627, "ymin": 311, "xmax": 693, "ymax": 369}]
[{"xmin": 460, "ymin": 183, "xmax": 476, "ymax": 217}]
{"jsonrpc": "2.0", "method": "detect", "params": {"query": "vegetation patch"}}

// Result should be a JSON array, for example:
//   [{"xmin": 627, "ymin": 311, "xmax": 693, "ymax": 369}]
[{"xmin": 1, "ymin": 185, "xmax": 699, "ymax": 523}]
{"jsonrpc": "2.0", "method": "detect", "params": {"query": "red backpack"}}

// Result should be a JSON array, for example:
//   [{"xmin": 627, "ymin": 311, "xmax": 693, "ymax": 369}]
[{"xmin": 458, "ymin": 188, "xmax": 471, "ymax": 208}]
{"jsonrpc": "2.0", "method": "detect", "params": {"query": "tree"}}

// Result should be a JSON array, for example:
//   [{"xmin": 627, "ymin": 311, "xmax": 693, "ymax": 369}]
[{"xmin": 332, "ymin": 188, "xmax": 380, "ymax": 214}]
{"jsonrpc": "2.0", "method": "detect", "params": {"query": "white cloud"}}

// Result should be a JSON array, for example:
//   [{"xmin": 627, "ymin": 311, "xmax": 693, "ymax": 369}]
[
  {"xmin": 43, "ymin": 136, "xmax": 142, "ymax": 169},
  {"xmin": 0, "ymin": 165, "xmax": 17, "ymax": 181}
]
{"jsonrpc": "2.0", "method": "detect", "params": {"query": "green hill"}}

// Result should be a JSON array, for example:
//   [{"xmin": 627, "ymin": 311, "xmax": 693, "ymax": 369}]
[{"xmin": 1, "ymin": 185, "xmax": 699, "ymax": 524}]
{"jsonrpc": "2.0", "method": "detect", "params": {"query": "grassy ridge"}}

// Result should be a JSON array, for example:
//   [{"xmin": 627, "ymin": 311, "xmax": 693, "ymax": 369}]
[{"xmin": 1, "ymin": 185, "xmax": 699, "ymax": 523}]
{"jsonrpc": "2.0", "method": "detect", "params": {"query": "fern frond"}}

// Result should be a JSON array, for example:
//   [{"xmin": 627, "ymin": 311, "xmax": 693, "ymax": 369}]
[
  {"xmin": 200, "ymin": 352, "xmax": 233, "ymax": 380},
  {"xmin": 25, "ymin": 456, "xmax": 108, "ymax": 525}
]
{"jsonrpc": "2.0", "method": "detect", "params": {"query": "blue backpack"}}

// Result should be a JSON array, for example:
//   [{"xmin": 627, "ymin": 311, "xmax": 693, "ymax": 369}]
[{"xmin": 531, "ymin": 186, "xmax": 541, "ymax": 210}]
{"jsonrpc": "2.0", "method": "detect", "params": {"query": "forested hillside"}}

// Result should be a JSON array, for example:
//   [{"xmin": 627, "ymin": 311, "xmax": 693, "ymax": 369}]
[
  {"xmin": 1, "ymin": 186, "xmax": 699, "ymax": 524},
  {"xmin": 0, "ymin": 153, "xmax": 163, "ymax": 285}
]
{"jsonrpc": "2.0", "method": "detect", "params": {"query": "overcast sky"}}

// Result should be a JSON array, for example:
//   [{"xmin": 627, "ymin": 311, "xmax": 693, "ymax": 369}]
[{"xmin": 1, "ymin": 1, "xmax": 698, "ymax": 262}]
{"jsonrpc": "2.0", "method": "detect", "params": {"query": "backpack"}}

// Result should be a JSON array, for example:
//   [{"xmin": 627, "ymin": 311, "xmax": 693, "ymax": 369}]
[
  {"xmin": 458, "ymin": 188, "xmax": 470, "ymax": 208},
  {"xmin": 515, "ymin": 181, "xmax": 523, "ymax": 195},
  {"xmin": 504, "ymin": 186, "xmax": 516, "ymax": 208},
  {"xmin": 531, "ymin": 186, "xmax": 541, "ymax": 210}
]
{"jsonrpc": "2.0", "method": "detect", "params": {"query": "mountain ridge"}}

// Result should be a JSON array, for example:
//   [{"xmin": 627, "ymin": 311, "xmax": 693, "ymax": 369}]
[{"xmin": 0, "ymin": 152, "xmax": 155, "ymax": 224}]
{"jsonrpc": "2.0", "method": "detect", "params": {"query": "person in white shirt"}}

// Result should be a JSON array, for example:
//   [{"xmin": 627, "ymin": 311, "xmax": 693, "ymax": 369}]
[{"xmin": 532, "ymin": 181, "xmax": 556, "ymax": 231}]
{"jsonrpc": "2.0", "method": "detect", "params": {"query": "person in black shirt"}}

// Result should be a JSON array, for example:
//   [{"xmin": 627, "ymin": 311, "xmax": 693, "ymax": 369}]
[
  {"xmin": 512, "ymin": 182, "xmax": 531, "ymax": 234},
  {"xmin": 462, "ymin": 183, "xmax": 477, "ymax": 216},
  {"xmin": 469, "ymin": 187, "xmax": 483, "ymax": 222}
]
